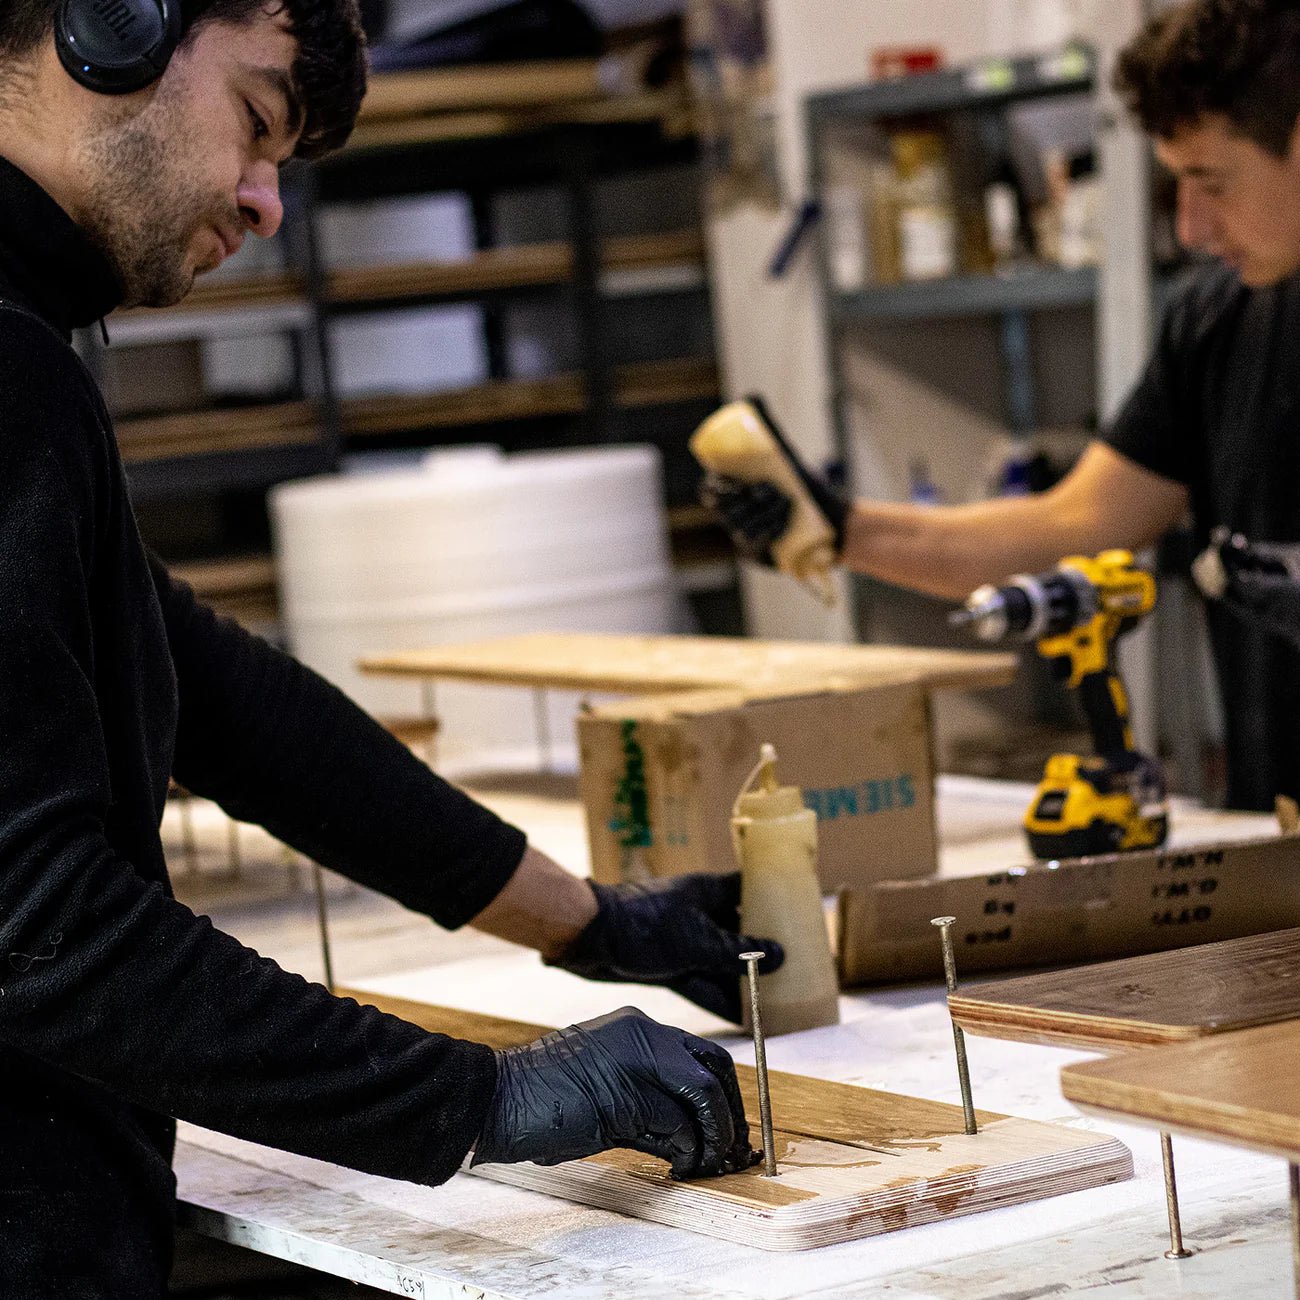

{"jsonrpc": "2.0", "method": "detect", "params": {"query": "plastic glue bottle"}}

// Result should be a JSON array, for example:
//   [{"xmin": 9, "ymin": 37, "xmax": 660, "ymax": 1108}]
[
  {"xmin": 690, "ymin": 400, "xmax": 839, "ymax": 605},
  {"xmin": 732, "ymin": 744, "xmax": 840, "ymax": 1036}
]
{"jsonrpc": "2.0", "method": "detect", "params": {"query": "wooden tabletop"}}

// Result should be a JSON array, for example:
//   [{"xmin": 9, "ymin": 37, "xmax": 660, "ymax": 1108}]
[
  {"xmin": 359, "ymin": 632, "xmax": 1017, "ymax": 696},
  {"xmin": 950, "ymin": 927, "xmax": 1300, "ymax": 1051},
  {"xmin": 1062, "ymin": 1020, "xmax": 1300, "ymax": 1162}
]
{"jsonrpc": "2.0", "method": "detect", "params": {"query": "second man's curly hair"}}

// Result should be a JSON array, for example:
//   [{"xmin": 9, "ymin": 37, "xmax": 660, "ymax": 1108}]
[
  {"xmin": 0, "ymin": 0, "xmax": 366, "ymax": 158},
  {"xmin": 1115, "ymin": 0, "xmax": 1300, "ymax": 157}
]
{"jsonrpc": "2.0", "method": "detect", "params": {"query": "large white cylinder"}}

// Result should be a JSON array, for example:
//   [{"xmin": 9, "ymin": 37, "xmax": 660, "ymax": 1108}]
[{"xmin": 270, "ymin": 445, "xmax": 686, "ymax": 771}]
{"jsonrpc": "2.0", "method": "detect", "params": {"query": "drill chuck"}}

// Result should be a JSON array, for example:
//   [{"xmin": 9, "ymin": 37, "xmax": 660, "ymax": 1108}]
[{"xmin": 949, "ymin": 569, "xmax": 1095, "ymax": 643}]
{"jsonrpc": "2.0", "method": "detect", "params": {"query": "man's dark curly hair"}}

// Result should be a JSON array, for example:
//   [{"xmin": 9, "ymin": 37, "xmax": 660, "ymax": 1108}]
[
  {"xmin": 1115, "ymin": 0, "xmax": 1300, "ymax": 157},
  {"xmin": 0, "ymin": 0, "xmax": 366, "ymax": 158}
]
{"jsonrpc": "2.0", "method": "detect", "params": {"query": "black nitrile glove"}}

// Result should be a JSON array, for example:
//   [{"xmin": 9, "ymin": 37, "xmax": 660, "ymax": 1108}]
[
  {"xmin": 471, "ymin": 1006, "xmax": 758, "ymax": 1180},
  {"xmin": 698, "ymin": 394, "xmax": 849, "ymax": 565},
  {"xmin": 548, "ymin": 873, "xmax": 784, "ymax": 1024}
]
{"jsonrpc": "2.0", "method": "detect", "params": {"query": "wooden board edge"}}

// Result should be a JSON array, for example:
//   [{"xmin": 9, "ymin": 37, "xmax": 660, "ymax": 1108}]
[
  {"xmin": 1065, "ymin": 1093, "xmax": 1300, "ymax": 1166},
  {"xmin": 947, "ymin": 1002, "xmax": 1201, "ymax": 1052},
  {"xmin": 470, "ymin": 1131, "xmax": 1133, "ymax": 1251}
]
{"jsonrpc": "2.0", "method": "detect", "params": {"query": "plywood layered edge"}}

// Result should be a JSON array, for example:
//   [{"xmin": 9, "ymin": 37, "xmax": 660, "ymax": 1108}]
[{"xmin": 950, "ymin": 925, "xmax": 1300, "ymax": 1052}]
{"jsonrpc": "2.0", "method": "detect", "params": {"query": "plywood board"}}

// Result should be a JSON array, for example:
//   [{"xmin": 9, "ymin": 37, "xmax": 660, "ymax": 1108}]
[
  {"xmin": 340, "ymin": 989, "xmax": 1131, "ymax": 1251},
  {"xmin": 359, "ymin": 632, "xmax": 1016, "ymax": 696},
  {"xmin": 838, "ymin": 833, "xmax": 1300, "ymax": 986},
  {"xmin": 1062, "ymin": 1020, "xmax": 1300, "ymax": 1162},
  {"xmin": 950, "ymin": 927, "xmax": 1300, "ymax": 1051}
]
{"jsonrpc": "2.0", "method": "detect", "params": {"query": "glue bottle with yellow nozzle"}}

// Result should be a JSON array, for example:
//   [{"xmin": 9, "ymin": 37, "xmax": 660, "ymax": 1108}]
[{"xmin": 732, "ymin": 744, "xmax": 840, "ymax": 1036}]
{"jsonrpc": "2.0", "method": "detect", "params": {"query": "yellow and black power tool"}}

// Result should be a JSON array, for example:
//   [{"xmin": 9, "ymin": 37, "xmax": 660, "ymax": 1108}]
[{"xmin": 951, "ymin": 549, "xmax": 1169, "ymax": 859}]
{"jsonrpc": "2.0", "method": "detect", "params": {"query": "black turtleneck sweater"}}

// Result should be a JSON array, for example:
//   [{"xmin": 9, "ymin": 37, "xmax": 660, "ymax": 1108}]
[{"xmin": 0, "ymin": 155, "xmax": 527, "ymax": 1187}]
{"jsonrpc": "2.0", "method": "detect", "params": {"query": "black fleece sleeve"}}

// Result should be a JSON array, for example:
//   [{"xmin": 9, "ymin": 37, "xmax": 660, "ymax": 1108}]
[
  {"xmin": 156, "ymin": 562, "xmax": 527, "ymax": 929},
  {"xmin": 0, "ymin": 322, "xmax": 496, "ymax": 1186}
]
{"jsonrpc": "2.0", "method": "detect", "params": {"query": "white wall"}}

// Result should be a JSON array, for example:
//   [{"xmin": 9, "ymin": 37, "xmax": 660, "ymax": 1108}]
[{"xmin": 707, "ymin": 0, "xmax": 1103, "ymax": 640}]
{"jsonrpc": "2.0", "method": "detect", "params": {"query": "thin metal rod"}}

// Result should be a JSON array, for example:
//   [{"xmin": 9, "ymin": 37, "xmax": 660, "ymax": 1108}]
[
  {"xmin": 313, "ymin": 863, "xmax": 335, "ymax": 994},
  {"xmin": 931, "ymin": 916, "xmax": 977, "ymax": 1135},
  {"xmin": 533, "ymin": 687, "xmax": 552, "ymax": 773},
  {"xmin": 740, "ymin": 952, "xmax": 777, "ymax": 1177},
  {"xmin": 1160, "ymin": 1132, "xmax": 1193, "ymax": 1259},
  {"xmin": 1288, "ymin": 1163, "xmax": 1299, "ymax": 1296}
]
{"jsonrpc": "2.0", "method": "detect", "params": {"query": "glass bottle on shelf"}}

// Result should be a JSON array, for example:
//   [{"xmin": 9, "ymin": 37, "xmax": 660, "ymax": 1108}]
[{"xmin": 891, "ymin": 129, "xmax": 958, "ymax": 282}]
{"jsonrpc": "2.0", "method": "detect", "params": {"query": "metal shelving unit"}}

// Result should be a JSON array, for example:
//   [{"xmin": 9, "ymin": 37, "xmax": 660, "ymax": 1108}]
[
  {"xmin": 807, "ymin": 46, "xmax": 1100, "ymax": 454},
  {"xmin": 832, "ymin": 266, "xmax": 1096, "ymax": 323}
]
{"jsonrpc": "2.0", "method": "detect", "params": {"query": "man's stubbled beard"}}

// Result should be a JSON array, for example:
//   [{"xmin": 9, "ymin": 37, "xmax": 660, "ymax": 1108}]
[{"xmin": 76, "ymin": 89, "xmax": 237, "ymax": 309}]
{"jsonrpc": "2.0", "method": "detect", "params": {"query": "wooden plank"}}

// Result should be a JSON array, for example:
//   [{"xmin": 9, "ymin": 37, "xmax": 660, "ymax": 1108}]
[
  {"xmin": 358, "ymin": 631, "xmax": 1017, "ymax": 696},
  {"xmin": 838, "ymin": 834, "xmax": 1300, "ymax": 987},
  {"xmin": 343, "ymin": 358, "xmax": 718, "ymax": 437},
  {"xmin": 327, "ymin": 231, "xmax": 705, "ymax": 305},
  {"xmin": 112, "ymin": 271, "xmax": 304, "ymax": 321},
  {"xmin": 343, "ymin": 89, "xmax": 691, "ymax": 154},
  {"xmin": 113, "ymin": 356, "xmax": 717, "ymax": 464},
  {"xmin": 358, "ymin": 62, "xmax": 607, "ymax": 121},
  {"xmin": 116, "ymin": 401, "xmax": 319, "ymax": 462},
  {"xmin": 1062, "ymin": 1020, "xmax": 1300, "ymax": 1162},
  {"xmin": 340, "ymin": 989, "xmax": 1131, "ymax": 1251},
  {"xmin": 950, "ymin": 927, "xmax": 1300, "ymax": 1051},
  {"xmin": 170, "ymin": 555, "xmax": 277, "ymax": 599}
]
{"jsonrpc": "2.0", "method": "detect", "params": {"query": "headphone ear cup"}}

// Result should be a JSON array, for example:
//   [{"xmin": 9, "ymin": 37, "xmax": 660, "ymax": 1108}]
[{"xmin": 56, "ymin": 0, "xmax": 181, "ymax": 95}]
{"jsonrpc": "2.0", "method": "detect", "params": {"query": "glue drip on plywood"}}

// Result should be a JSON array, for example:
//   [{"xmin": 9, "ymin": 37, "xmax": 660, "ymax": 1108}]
[{"xmin": 340, "ymin": 989, "xmax": 1133, "ymax": 1251}]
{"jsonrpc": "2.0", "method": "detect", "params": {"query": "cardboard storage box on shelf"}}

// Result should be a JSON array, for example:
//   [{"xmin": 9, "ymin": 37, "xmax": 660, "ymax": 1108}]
[
  {"xmin": 579, "ymin": 677, "xmax": 938, "ymax": 894},
  {"xmin": 836, "ymin": 832, "xmax": 1300, "ymax": 986}
]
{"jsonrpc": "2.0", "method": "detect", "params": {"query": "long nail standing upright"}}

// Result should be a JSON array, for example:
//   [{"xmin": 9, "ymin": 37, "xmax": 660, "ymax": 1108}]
[
  {"xmin": 931, "ymin": 916, "xmax": 977, "ymax": 1136},
  {"xmin": 740, "ymin": 951, "xmax": 778, "ymax": 1176}
]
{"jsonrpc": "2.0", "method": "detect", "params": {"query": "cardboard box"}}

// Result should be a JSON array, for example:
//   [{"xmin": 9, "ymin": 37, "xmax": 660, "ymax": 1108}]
[
  {"xmin": 579, "ymin": 678, "xmax": 938, "ymax": 893},
  {"xmin": 836, "ymin": 833, "xmax": 1300, "ymax": 986}
]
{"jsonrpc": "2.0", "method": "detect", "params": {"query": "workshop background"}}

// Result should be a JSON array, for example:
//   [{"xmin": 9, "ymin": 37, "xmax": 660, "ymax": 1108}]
[{"xmin": 85, "ymin": 1, "xmax": 1229, "ymax": 1294}]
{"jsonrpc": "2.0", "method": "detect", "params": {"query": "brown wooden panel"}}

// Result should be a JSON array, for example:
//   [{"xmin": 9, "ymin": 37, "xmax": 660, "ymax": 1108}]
[
  {"xmin": 1062, "ymin": 1020, "xmax": 1300, "ymax": 1161},
  {"xmin": 950, "ymin": 927, "xmax": 1300, "ymax": 1051},
  {"xmin": 358, "ymin": 631, "xmax": 1016, "ymax": 696}
]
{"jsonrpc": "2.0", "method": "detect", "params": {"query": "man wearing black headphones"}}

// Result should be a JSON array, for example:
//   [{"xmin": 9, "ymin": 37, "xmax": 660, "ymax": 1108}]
[{"xmin": 0, "ymin": 3, "xmax": 780, "ymax": 1294}]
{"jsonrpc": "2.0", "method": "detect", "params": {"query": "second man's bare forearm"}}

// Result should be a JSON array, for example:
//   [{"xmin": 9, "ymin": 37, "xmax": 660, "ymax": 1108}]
[
  {"xmin": 840, "ymin": 494, "xmax": 1109, "ymax": 599},
  {"xmin": 837, "ymin": 442, "xmax": 1190, "ymax": 600}
]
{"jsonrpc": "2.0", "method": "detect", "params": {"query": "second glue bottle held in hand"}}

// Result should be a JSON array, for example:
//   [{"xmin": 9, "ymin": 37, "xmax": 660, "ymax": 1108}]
[{"xmin": 733, "ymin": 744, "xmax": 840, "ymax": 1036}]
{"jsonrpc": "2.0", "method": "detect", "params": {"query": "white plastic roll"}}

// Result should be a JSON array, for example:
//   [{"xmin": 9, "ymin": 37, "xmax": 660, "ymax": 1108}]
[{"xmin": 270, "ymin": 444, "xmax": 686, "ymax": 771}]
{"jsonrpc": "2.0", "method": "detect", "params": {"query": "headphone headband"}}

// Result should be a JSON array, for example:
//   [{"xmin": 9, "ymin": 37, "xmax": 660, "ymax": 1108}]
[{"xmin": 56, "ymin": 0, "xmax": 182, "ymax": 95}]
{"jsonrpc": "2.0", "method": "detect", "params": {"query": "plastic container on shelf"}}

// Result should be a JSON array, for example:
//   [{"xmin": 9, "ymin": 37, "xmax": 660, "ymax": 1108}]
[{"xmin": 270, "ymin": 444, "xmax": 686, "ymax": 772}]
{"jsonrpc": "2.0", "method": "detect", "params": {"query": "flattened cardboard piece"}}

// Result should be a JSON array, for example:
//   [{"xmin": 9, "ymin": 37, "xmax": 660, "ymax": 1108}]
[{"xmin": 837, "ymin": 833, "xmax": 1300, "ymax": 986}]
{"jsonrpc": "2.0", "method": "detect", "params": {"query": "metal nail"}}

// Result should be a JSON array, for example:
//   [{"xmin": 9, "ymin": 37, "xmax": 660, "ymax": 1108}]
[
  {"xmin": 1161, "ymin": 1132, "xmax": 1193, "ymax": 1259},
  {"xmin": 931, "ymin": 916, "xmax": 977, "ymax": 1136},
  {"xmin": 1288, "ymin": 1163, "xmax": 1299, "ymax": 1295},
  {"xmin": 740, "ymin": 951, "xmax": 777, "ymax": 1177}
]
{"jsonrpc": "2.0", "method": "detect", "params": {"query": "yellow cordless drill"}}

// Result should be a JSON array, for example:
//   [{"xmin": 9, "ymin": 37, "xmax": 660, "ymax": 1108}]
[{"xmin": 952, "ymin": 549, "xmax": 1169, "ymax": 859}]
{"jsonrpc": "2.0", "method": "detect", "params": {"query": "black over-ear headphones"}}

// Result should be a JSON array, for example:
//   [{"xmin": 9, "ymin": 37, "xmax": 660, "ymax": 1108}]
[{"xmin": 55, "ymin": 0, "xmax": 182, "ymax": 95}]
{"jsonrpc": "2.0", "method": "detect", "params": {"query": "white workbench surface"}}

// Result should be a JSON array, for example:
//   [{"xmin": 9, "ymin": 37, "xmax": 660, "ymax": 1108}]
[{"xmin": 175, "ymin": 777, "xmax": 1296, "ymax": 1299}]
